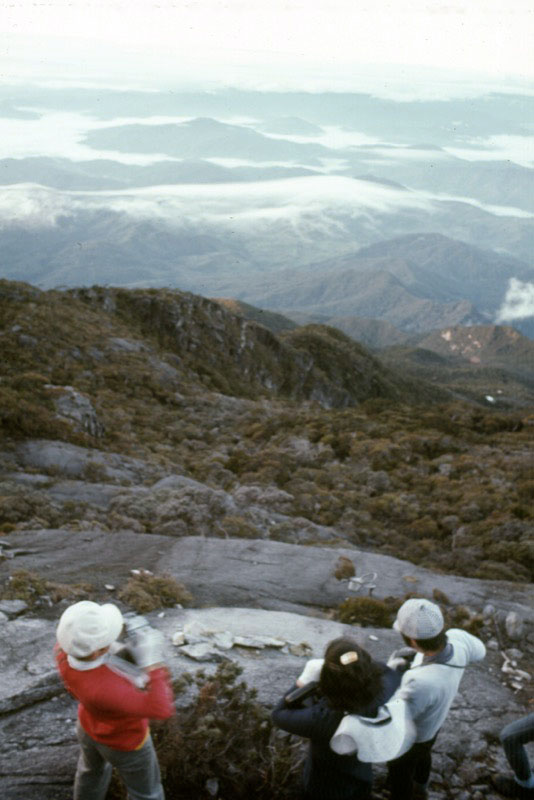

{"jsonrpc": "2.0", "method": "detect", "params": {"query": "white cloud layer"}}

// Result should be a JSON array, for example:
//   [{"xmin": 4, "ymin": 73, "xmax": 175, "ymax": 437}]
[
  {"xmin": 0, "ymin": 177, "xmax": 430, "ymax": 229},
  {"xmin": 1, "ymin": 175, "xmax": 532, "ymax": 235},
  {"xmin": 496, "ymin": 278, "xmax": 534, "ymax": 321},
  {"xmin": 445, "ymin": 135, "xmax": 534, "ymax": 169}
]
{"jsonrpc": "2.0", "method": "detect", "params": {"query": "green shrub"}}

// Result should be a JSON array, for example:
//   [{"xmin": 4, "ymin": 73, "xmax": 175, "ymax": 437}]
[
  {"xmin": 1, "ymin": 569, "xmax": 92, "ymax": 607},
  {"xmin": 446, "ymin": 605, "xmax": 484, "ymax": 635},
  {"xmin": 336, "ymin": 596, "xmax": 394, "ymax": 627},
  {"xmin": 219, "ymin": 515, "xmax": 259, "ymax": 539},
  {"xmin": 118, "ymin": 572, "xmax": 194, "ymax": 613},
  {"xmin": 108, "ymin": 661, "xmax": 304, "ymax": 800},
  {"xmin": 333, "ymin": 556, "xmax": 356, "ymax": 580},
  {"xmin": 2, "ymin": 569, "xmax": 46, "ymax": 604},
  {"xmin": 0, "ymin": 386, "xmax": 75, "ymax": 441}
]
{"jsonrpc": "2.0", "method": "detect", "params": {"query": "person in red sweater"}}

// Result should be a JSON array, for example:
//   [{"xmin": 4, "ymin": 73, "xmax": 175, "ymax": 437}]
[{"xmin": 55, "ymin": 600, "xmax": 175, "ymax": 800}]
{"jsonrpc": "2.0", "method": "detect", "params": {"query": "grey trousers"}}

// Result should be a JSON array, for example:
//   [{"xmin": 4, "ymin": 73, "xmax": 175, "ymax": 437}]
[
  {"xmin": 500, "ymin": 713, "xmax": 534, "ymax": 782},
  {"xmin": 74, "ymin": 721, "xmax": 165, "ymax": 800}
]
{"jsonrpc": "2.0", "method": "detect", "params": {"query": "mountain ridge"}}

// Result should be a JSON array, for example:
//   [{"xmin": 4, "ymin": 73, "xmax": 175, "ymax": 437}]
[{"xmin": 236, "ymin": 233, "xmax": 533, "ymax": 336}]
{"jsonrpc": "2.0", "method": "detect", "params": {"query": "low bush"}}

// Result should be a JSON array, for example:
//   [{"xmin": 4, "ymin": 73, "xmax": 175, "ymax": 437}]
[
  {"xmin": 117, "ymin": 572, "xmax": 194, "ymax": 613},
  {"xmin": 108, "ymin": 661, "xmax": 304, "ymax": 800},
  {"xmin": 1, "ymin": 569, "xmax": 92, "ymax": 607},
  {"xmin": 219, "ymin": 515, "xmax": 260, "ymax": 539},
  {"xmin": 333, "ymin": 556, "xmax": 356, "ymax": 580},
  {"xmin": 1, "ymin": 569, "xmax": 46, "ymax": 604},
  {"xmin": 336, "ymin": 596, "xmax": 394, "ymax": 627}
]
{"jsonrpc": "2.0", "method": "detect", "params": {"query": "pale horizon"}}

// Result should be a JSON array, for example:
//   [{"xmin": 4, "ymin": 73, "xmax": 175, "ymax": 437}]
[{"xmin": 2, "ymin": 0, "xmax": 533, "ymax": 98}]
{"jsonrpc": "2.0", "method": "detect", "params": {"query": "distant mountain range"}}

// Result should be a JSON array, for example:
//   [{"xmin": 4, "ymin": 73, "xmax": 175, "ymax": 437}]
[
  {"xmin": 1, "ymin": 219, "xmax": 532, "ymax": 338},
  {"xmin": 83, "ymin": 117, "xmax": 331, "ymax": 163},
  {"xmin": 0, "ymin": 85, "xmax": 532, "ymax": 345},
  {"xmin": 235, "ymin": 233, "xmax": 534, "ymax": 335},
  {"xmin": 0, "ymin": 155, "xmax": 316, "ymax": 190}
]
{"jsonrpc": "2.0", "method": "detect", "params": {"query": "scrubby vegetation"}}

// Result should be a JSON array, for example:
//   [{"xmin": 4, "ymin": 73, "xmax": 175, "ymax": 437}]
[
  {"xmin": 108, "ymin": 661, "xmax": 304, "ymax": 800},
  {"xmin": 117, "ymin": 572, "xmax": 194, "ymax": 613},
  {"xmin": 0, "ymin": 280, "xmax": 532, "ymax": 583},
  {"xmin": 1, "ymin": 569, "xmax": 92, "ymax": 607},
  {"xmin": 333, "ymin": 555, "xmax": 356, "ymax": 580},
  {"xmin": 336, "ymin": 596, "xmax": 396, "ymax": 627}
]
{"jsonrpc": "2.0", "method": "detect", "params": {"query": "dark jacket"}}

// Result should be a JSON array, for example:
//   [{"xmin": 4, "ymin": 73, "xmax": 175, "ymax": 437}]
[{"xmin": 272, "ymin": 663, "xmax": 400, "ymax": 800}]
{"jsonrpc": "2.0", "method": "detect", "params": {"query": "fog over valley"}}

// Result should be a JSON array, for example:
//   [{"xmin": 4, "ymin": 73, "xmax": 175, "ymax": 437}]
[{"xmin": 0, "ymin": 24, "xmax": 533, "ymax": 344}]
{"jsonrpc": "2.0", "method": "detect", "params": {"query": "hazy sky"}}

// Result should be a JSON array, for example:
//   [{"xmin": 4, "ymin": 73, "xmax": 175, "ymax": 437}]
[{"xmin": 2, "ymin": 0, "xmax": 533, "ymax": 94}]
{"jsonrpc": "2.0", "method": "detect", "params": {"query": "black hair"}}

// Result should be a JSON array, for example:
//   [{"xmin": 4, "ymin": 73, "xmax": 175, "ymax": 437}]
[
  {"xmin": 401, "ymin": 631, "xmax": 447, "ymax": 653},
  {"xmin": 319, "ymin": 637, "xmax": 383, "ymax": 714}
]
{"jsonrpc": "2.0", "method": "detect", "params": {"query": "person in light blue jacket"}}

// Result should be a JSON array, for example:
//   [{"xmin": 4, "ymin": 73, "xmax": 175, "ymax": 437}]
[{"xmin": 387, "ymin": 598, "xmax": 486, "ymax": 800}]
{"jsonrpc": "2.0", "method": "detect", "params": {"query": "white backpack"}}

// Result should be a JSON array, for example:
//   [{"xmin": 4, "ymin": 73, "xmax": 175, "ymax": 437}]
[{"xmin": 330, "ymin": 691, "xmax": 415, "ymax": 763}]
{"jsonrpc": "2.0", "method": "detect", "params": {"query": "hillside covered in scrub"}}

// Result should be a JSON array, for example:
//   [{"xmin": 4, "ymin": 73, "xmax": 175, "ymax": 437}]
[
  {"xmin": 1, "ymin": 276, "xmax": 533, "ymax": 800},
  {"xmin": 0, "ymin": 278, "xmax": 532, "ymax": 582}
]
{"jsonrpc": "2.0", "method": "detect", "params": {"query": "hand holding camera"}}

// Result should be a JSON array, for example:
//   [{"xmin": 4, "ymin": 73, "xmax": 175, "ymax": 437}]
[{"xmin": 123, "ymin": 613, "xmax": 166, "ymax": 669}]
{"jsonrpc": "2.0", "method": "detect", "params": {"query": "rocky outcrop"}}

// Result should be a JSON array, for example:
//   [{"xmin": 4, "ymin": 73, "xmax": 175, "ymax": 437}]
[
  {"xmin": 49, "ymin": 385, "xmax": 105, "ymax": 438},
  {"xmin": 14, "ymin": 439, "xmax": 164, "ymax": 483},
  {"xmin": 4, "ymin": 443, "xmax": 349, "ymax": 542},
  {"xmin": 74, "ymin": 285, "xmax": 430, "ymax": 407}
]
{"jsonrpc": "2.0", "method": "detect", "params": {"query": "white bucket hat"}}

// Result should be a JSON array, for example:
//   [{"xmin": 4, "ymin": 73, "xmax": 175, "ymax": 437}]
[
  {"xmin": 330, "ymin": 694, "xmax": 415, "ymax": 762},
  {"xmin": 393, "ymin": 598, "xmax": 444, "ymax": 639},
  {"xmin": 57, "ymin": 601, "xmax": 124, "ymax": 657}
]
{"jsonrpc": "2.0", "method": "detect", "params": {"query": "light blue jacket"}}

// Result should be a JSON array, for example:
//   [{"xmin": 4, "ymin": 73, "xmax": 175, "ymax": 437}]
[{"xmin": 399, "ymin": 628, "xmax": 486, "ymax": 742}]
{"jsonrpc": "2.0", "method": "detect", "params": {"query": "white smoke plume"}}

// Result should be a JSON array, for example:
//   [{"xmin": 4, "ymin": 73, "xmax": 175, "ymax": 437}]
[{"xmin": 496, "ymin": 278, "xmax": 534, "ymax": 322}]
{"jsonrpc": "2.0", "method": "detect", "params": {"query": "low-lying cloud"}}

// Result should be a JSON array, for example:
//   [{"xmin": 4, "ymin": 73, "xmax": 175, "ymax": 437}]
[
  {"xmin": 496, "ymin": 278, "xmax": 534, "ymax": 322},
  {"xmin": 445, "ymin": 135, "xmax": 534, "ymax": 169},
  {"xmin": 0, "ymin": 176, "xmax": 431, "ymax": 229}
]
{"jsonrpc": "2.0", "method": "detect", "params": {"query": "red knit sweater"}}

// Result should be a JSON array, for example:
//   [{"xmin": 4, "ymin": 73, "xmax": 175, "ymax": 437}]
[{"xmin": 56, "ymin": 647, "xmax": 175, "ymax": 751}]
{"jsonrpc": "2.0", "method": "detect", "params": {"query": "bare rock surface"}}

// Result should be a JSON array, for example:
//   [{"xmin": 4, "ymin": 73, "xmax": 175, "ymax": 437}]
[
  {"xmin": 0, "ymin": 529, "xmax": 174, "ymax": 589},
  {"xmin": 2, "ymin": 532, "xmax": 533, "ymax": 621},
  {"xmin": 157, "ymin": 537, "xmax": 534, "ymax": 618},
  {"xmin": 15, "ymin": 439, "xmax": 164, "ymax": 483}
]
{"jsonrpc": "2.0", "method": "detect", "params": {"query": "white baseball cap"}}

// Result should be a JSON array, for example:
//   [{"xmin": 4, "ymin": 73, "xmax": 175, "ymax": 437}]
[
  {"xmin": 57, "ymin": 601, "xmax": 124, "ymax": 657},
  {"xmin": 393, "ymin": 598, "xmax": 444, "ymax": 639}
]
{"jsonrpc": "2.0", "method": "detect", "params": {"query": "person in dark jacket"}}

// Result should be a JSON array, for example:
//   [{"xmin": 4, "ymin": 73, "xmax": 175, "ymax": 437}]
[{"xmin": 272, "ymin": 637, "xmax": 401, "ymax": 800}]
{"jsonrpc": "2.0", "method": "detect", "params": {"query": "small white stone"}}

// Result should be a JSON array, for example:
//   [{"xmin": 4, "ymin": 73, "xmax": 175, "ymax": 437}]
[
  {"xmin": 212, "ymin": 631, "xmax": 235, "ymax": 650},
  {"xmin": 180, "ymin": 642, "xmax": 219, "ymax": 662}
]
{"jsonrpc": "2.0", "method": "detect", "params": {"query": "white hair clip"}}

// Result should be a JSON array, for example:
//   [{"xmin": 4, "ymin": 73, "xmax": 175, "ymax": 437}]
[{"xmin": 340, "ymin": 651, "xmax": 359, "ymax": 665}]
